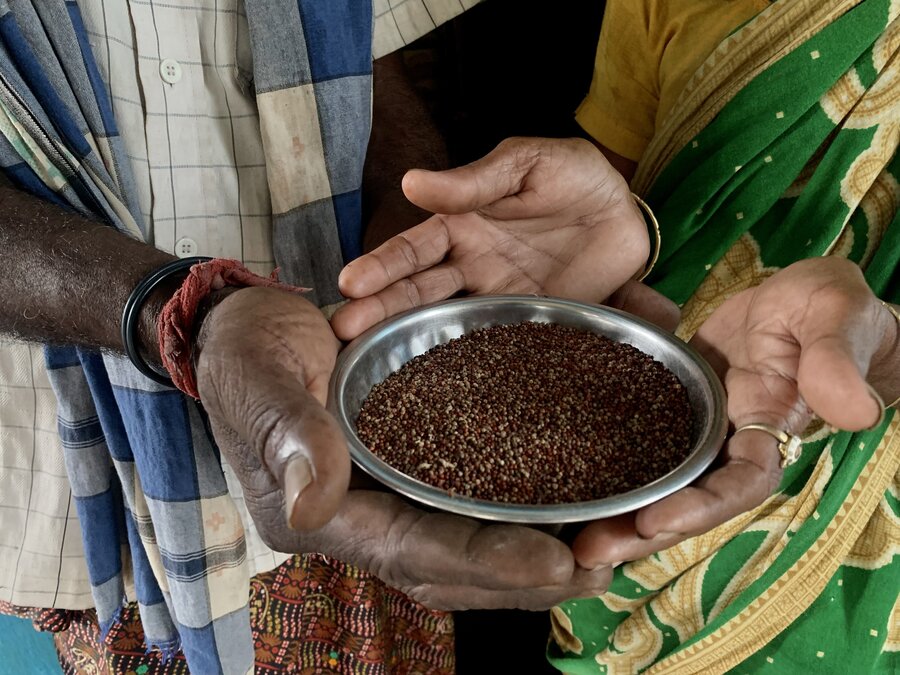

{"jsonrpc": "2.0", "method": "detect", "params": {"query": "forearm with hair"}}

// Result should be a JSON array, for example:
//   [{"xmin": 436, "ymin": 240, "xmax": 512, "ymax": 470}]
[
  {"xmin": 0, "ymin": 185, "xmax": 176, "ymax": 360},
  {"xmin": 362, "ymin": 51, "xmax": 449, "ymax": 251}
]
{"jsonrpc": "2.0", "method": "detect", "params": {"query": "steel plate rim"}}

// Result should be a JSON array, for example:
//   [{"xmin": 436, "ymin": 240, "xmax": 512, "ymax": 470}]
[{"xmin": 328, "ymin": 295, "xmax": 728, "ymax": 524}]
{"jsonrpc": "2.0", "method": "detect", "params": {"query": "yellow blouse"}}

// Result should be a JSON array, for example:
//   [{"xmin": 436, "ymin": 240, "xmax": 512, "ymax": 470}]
[{"xmin": 576, "ymin": 0, "xmax": 770, "ymax": 162}]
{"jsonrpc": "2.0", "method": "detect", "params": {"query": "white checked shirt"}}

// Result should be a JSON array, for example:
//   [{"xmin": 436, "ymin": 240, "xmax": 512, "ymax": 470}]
[{"xmin": 0, "ymin": 0, "xmax": 479, "ymax": 609}]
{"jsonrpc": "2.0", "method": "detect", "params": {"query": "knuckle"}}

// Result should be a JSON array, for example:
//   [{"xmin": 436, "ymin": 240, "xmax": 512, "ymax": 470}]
[
  {"xmin": 403, "ymin": 584, "xmax": 441, "ymax": 609},
  {"xmin": 243, "ymin": 398, "xmax": 288, "ymax": 465},
  {"xmin": 432, "ymin": 214, "xmax": 454, "ymax": 251},
  {"xmin": 495, "ymin": 137, "xmax": 521, "ymax": 153},
  {"xmin": 243, "ymin": 488, "xmax": 295, "ymax": 552},
  {"xmin": 447, "ymin": 265, "xmax": 466, "ymax": 294},
  {"xmin": 763, "ymin": 466, "xmax": 783, "ymax": 498},
  {"xmin": 398, "ymin": 277, "xmax": 423, "ymax": 309},
  {"xmin": 393, "ymin": 235, "xmax": 421, "ymax": 277}
]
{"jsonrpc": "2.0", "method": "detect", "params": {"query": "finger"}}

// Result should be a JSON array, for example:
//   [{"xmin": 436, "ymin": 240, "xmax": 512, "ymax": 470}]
[
  {"xmin": 798, "ymin": 333, "xmax": 882, "ymax": 431},
  {"xmin": 573, "ymin": 430, "xmax": 780, "ymax": 567},
  {"xmin": 202, "ymin": 347, "xmax": 351, "ymax": 532},
  {"xmin": 394, "ymin": 512, "xmax": 577, "ymax": 590},
  {"xmin": 318, "ymin": 492, "xmax": 577, "ymax": 591},
  {"xmin": 605, "ymin": 281, "xmax": 681, "ymax": 332},
  {"xmin": 338, "ymin": 215, "xmax": 454, "ymax": 299},
  {"xmin": 276, "ymin": 403, "xmax": 352, "ymax": 532},
  {"xmin": 243, "ymin": 488, "xmax": 604, "ymax": 609},
  {"xmin": 409, "ymin": 566, "xmax": 612, "ymax": 612},
  {"xmin": 332, "ymin": 263, "xmax": 467, "ymax": 341},
  {"xmin": 572, "ymin": 513, "xmax": 682, "ymax": 568},
  {"xmin": 637, "ymin": 429, "xmax": 780, "ymax": 537},
  {"xmin": 257, "ymin": 391, "xmax": 351, "ymax": 534},
  {"xmin": 401, "ymin": 138, "xmax": 540, "ymax": 215}
]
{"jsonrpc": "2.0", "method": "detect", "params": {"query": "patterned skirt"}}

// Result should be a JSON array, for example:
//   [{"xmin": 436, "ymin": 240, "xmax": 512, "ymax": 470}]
[{"xmin": 1, "ymin": 554, "xmax": 454, "ymax": 674}]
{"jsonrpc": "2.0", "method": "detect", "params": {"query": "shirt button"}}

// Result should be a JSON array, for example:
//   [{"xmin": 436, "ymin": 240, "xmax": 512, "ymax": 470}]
[
  {"xmin": 175, "ymin": 237, "xmax": 198, "ymax": 257},
  {"xmin": 159, "ymin": 58, "xmax": 183, "ymax": 84}
]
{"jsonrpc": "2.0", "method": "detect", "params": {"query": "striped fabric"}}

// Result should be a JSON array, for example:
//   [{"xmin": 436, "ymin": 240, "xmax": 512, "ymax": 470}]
[{"xmin": 0, "ymin": 1, "xmax": 477, "ymax": 672}]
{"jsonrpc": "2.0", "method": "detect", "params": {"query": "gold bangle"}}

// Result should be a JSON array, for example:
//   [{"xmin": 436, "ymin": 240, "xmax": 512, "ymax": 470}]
[
  {"xmin": 881, "ymin": 300, "xmax": 900, "ymax": 409},
  {"xmin": 632, "ymin": 193, "xmax": 661, "ymax": 282}
]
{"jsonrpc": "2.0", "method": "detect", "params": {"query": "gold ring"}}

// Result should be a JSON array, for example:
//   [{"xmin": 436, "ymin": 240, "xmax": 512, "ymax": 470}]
[{"xmin": 734, "ymin": 423, "xmax": 803, "ymax": 468}]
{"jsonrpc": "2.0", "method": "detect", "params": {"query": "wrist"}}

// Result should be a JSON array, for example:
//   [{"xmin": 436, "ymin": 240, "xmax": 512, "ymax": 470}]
[
  {"xmin": 153, "ymin": 260, "xmax": 310, "ymax": 398},
  {"xmin": 192, "ymin": 286, "xmax": 242, "ymax": 360},
  {"xmin": 136, "ymin": 272, "xmax": 180, "ymax": 364},
  {"xmin": 124, "ymin": 256, "xmax": 213, "ymax": 386}
]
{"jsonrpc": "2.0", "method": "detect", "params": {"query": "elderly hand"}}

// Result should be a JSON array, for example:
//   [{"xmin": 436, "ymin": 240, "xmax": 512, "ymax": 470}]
[
  {"xmin": 573, "ymin": 257, "xmax": 900, "ymax": 567},
  {"xmin": 195, "ymin": 287, "xmax": 611, "ymax": 609},
  {"xmin": 195, "ymin": 287, "xmax": 351, "ymax": 531},
  {"xmin": 332, "ymin": 137, "xmax": 650, "ymax": 340},
  {"xmin": 259, "ymin": 488, "xmax": 612, "ymax": 611}
]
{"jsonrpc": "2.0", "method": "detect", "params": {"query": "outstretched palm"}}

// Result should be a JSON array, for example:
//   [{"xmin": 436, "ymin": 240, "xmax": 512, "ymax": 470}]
[
  {"xmin": 333, "ymin": 137, "xmax": 649, "ymax": 340},
  {"xmin": 573, "ymin": 257, "xmax": 897, "ymax": 566}
]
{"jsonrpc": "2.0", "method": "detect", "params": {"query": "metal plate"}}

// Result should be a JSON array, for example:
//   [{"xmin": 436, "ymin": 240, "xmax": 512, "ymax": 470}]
[{"xmin": 328, "ymin": 296, "xmax": 727, "ymax": 524}]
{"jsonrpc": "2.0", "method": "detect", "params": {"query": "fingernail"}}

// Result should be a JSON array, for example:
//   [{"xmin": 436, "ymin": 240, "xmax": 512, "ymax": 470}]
[
  {"xmin": 283, "ymin": 456, "xmax": 313, "ymax": 529},
  {"xmin": 866, "ymin": 384, "xmax": 886, "ymax": 431}
]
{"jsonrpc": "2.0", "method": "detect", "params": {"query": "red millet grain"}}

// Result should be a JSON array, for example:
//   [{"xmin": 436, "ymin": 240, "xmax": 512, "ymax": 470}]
[{"xmin": 356, "ymin": 321, "xmax": 693, "ymax": 504}]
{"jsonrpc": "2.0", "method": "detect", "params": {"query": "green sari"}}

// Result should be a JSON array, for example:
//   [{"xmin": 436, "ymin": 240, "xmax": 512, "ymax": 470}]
[{"xmin": 549, "ymin": 1, "xmax": 900, "ymax": 673}]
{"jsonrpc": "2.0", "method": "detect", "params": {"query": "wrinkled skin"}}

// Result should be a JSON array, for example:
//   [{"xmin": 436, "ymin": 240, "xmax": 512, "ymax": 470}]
[
  {"xmin": 192, "ymin": 134, "xmax": 900, "ymax": 609},
  {"xmin": 333, "ymin": 137, "xmax": 899, "ymax": 570},
  {"xmin": 194, "ymin": 287, "xmax": 611, "ymax": 610},
  {"xmin": 574, "ymin": 257, "xmax": 899, "ymax": 566},
  {"xmin": 332, "ymin": 137, "xmax": 651, "ymax": 339},
  {"xmin": 189, "ymin": 138, "xmax": 658, "ymax": 610}
]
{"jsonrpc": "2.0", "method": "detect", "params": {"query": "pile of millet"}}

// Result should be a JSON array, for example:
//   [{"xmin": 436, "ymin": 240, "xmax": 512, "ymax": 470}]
[{"xmin": 356, "ymin": 322, "xmax": 693, "ymax": 504}]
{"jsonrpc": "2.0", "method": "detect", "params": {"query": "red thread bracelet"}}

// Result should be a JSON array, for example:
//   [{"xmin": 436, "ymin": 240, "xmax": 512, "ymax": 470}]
[{"xmin": 157, "ymin": 258, "xmax": 309, "ymax": 399}]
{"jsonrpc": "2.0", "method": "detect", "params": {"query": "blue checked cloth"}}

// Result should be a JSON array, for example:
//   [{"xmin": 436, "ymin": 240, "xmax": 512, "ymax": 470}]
[{"xmin": 0, "ymin": 1, "xmax": 375, "ymax": 672}]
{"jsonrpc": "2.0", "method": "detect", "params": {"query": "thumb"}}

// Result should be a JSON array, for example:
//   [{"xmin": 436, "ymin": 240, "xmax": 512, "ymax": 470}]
[
  {"xmin": 797, "ymin": 332, "xmax": 882, "ymax": 432},
  {"xmin": 402, "ymin": 137, "xmax": 540, "ymax": 215},
  {"xmin": 201, "ymin": 351, "xmax": 352, "ymax": 532},
  {"xmin": 787, "ymin": 258, "xmax": 886, "ymax": 432},
  {"xmin": 264, "ymin": 386, "xmax": 352, "ymax": 532}
]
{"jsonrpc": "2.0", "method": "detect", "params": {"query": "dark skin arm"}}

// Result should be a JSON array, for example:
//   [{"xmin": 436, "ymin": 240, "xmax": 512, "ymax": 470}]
[
  {"xmin": 0, "ymin": 53, "xmax": 447, "ymax": 350},
  {"xmin": 0, "ymin": 186, "xmax": 175, "ymax": 358},
  {"xmin": 0, "ymin": 50, "xmax": 443, "ymax": 347},
  {"xmin": 0, "ymin": 185, "xmax": 351, "ymax": 528},
  {"xmin": 0, "ymin": 53, "xmax": 439, "ymax": 507},
  {"xmin": 0, "ymin": 55, "xmax": 610, "ymax": 609},
  {"xmin": 362, "ymin": 52, "xmax": 449, "ymax": 251}
]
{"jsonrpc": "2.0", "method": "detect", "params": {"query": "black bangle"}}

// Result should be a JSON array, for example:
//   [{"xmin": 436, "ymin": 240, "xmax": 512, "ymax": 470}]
[{"xmin": 121, "ymin": 256, "xmax": 212, "ymax": 386}]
